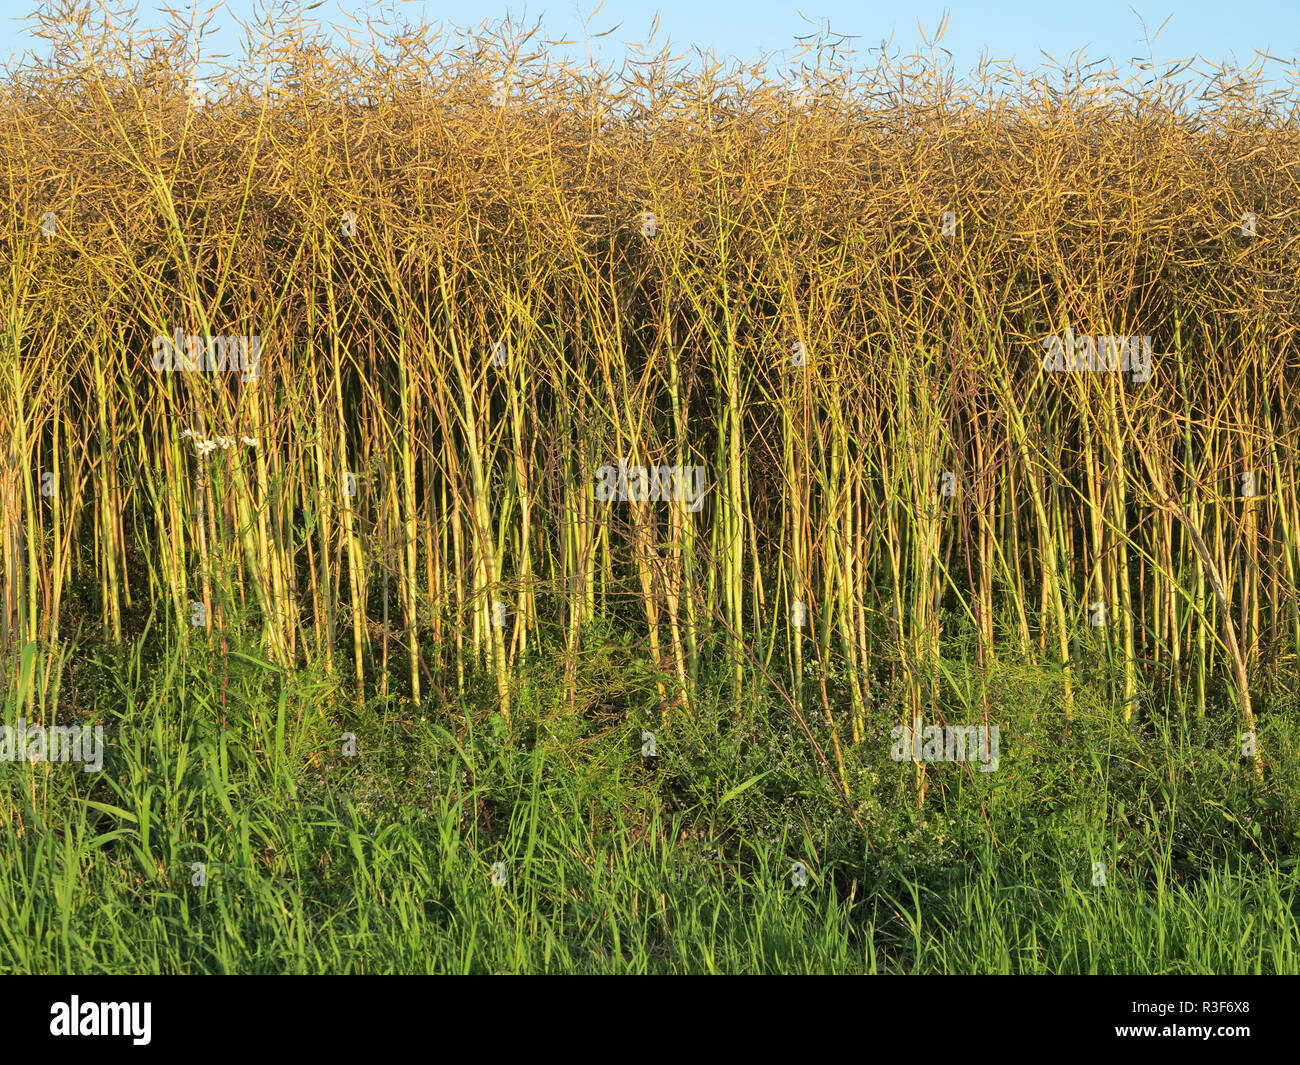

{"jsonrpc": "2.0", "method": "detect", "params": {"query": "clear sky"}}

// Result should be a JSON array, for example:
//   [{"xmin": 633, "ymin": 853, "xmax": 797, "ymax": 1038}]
[{"xmin": 3, "ymin": 1, "xmax": 1297, "ymax": 88}]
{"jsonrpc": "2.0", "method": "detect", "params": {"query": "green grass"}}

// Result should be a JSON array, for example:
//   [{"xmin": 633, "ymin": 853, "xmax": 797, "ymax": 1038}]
[{"xmin": 2, "ymin": 632, "xmax": 1296, "ymax": 974}]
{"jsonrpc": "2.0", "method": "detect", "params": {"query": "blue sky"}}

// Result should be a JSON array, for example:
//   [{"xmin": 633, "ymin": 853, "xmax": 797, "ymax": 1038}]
[{"xmin": 4, "ymin": 1, "xmax": 1297, "ymax": 87}]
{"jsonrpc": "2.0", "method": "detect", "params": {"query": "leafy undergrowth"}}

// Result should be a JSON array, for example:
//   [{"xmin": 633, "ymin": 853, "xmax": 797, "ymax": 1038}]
[{"xmin": 1, "ymin": 643, "xmax": 1297, "ymax": 974}]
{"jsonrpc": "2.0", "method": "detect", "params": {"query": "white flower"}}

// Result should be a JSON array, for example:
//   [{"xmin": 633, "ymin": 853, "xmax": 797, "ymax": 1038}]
[
  {"xmin": 241, "ymin": 436, "xmax": 258, "ymax": 447},
  {"xmin": 196, "ymin": 440, "xmax": 218, "ymax": 454},
  {"xmin": 216, "ymin": 436, "xmax": 234, "ymax": 449},
  {"xmin": 181, "ymin": 428, "xmax": 194, "ymax": 438}
]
